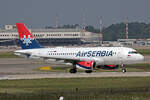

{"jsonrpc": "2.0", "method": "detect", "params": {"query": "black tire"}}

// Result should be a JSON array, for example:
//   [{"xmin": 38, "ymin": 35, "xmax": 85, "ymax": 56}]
[
  {"xmin": 93, "ymin": 62, "xmax": 96, "ymax": 69},
  {"xmin": 122, "ymin": 68, "xmax": 126, "ymax": 73},
  {"xmin": 69, "ymin": 69, "xmax": 77, "ymax": 73},
  {"xmin": 85, "ymin": 70, "xmax": 92, "ymax": 73}
]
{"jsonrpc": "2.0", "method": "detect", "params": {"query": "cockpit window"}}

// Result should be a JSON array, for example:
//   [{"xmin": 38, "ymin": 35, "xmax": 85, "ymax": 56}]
[{"xmin": 128, "ymin": 51, "xmax": 138, "ymax": 54}]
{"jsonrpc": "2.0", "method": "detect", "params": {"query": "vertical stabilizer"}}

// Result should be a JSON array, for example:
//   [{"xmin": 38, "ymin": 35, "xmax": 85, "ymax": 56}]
[{"xmin": 16, "ymin": 23, "xmax": 43, "ymax": 49}]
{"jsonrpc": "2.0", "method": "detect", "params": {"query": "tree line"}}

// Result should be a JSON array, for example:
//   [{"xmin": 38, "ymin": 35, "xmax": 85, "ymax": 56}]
[
  {"xmin": 45, "ymin": 22, "xmax": 150, "ymax": 41},
  {"xmin": 85, "ymin": 22, "xmax": 150, "ymax": 41}
]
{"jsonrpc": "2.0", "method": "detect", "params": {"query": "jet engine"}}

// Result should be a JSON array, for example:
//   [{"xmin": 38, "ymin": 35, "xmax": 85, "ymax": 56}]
[{"xmin": 76, "ymin": 61, "xmax": 95, "ymax": 73}]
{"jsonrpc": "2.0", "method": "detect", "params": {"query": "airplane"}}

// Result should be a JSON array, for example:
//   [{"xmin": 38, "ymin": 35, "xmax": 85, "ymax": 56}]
[{"xmin": 14, "ymin": 23, "xmax": 144, "ymax": 73}]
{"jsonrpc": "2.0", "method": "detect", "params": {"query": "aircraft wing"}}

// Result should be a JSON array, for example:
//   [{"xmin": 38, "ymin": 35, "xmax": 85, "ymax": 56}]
[
  {"xmin": 14, "ymin": 51, "xmax": 32, "ymax": 58},
  {"xmin": 38, "ymin": 56, "xmax": 96, "ymax": 63}
]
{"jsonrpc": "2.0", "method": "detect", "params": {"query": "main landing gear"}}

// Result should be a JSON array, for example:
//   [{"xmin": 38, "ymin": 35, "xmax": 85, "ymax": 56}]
[
  {"xmin": 69, "ymin": 68, "xmax": 93, "ymax": 73},
  {"xmin": 69, "ymin": 61, "xmax": 77, "ymax": 73},
  {"xmin": 85, "ymin": 70, "xmax": 92, "ymax": 73},
  {"xmin": 69, "ymin": 68, "xmax": 77, "ymax": 73},
  {"xmin": 121, "ymin": 64, "xmax": 126, "ymax": 73}
]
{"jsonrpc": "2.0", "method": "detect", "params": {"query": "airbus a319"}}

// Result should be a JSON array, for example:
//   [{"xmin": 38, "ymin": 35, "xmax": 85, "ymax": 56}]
[{"xmin": 14, "ymin": 23, "xmax": 144, "ymax": 73}]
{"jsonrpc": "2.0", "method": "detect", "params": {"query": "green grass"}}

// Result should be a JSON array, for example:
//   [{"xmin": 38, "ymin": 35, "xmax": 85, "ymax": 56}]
[
  {"xmin": 136, "ymin": 49, "xmax": 150, "ymax": 55},
  {"xmin": 0, "ymin": 52, "xmax": 20, "ymax": 58},
  {"xmin": 0, "ymin": 77, "xmax": 150, "ymax": 100},
  {"xmin": 126, "ymin": 63, "xmax": 150, "ymax": 71}
]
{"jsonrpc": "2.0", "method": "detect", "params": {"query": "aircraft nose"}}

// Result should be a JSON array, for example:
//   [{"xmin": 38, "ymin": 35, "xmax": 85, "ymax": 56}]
[{"xmin": 139, "ymin": 54, "xmax": 144, "ymax": 61}]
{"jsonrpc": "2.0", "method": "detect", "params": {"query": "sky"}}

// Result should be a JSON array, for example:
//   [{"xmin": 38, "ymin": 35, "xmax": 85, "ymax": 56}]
[{"xmin": 0, "ymin": 0, "xmax": 150, "ymax": 28}]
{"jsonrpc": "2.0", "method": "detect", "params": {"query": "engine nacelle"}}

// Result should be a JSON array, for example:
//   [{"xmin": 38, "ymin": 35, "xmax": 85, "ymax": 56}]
[{"xmin": 76, "ymin": 61, "xmax": 94, "ymax": 70}]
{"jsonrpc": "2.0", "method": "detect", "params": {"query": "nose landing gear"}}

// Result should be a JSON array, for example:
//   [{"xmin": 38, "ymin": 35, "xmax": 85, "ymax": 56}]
[
  {"xmin": 121, "ymin": 64, "xmax": 126, "ymax": 73},
  {"xmin": 122, "ymin": 68, "xmax": 126, "ymax": 73}
]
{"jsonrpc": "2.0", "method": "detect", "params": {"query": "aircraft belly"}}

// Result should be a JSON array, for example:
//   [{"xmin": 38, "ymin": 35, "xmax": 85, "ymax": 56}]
[{"xmin": 103, "ymin": 57, "xmax": 116, "ymax": 65}]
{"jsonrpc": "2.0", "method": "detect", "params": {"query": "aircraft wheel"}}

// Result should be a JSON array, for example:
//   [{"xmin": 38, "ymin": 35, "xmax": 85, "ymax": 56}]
[
  {"xmin": 85, "ymin": 70, "xmax": 92, "ymax": 73},
  {"xmin": 69, "ymin": 69, "xmax": 77, "ymax": 73},
  {"xmin": 122, "ymin": 68, "xmax": 126, "ymax": 73}
]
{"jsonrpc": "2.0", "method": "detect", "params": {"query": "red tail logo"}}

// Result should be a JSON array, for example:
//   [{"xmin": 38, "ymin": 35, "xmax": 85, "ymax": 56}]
[
  {"xmin": 16, "ymin": 23, "xmax": 34, "ymax": 39},
  {"xmin": 16, "ymin": 23, "xmax": 34, "ymax": 46},
  {"xmin": 16, "ymin": 23, "xmax": 43, "ymax": 49}
]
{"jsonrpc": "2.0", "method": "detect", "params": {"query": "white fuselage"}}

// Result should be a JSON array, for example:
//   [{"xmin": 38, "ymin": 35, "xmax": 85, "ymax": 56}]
[{"xmin": 14, "ymin": 47, "xmax": 144, "ymax": 65}]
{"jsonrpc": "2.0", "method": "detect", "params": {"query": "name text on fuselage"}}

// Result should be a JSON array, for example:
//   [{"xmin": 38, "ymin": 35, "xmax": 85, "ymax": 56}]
[{"xmin": 76, "ymin": 51, "xmax": 113, "ymax": 57}]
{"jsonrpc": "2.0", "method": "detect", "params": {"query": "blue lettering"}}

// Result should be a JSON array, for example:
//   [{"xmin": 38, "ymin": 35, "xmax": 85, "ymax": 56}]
[
  {"xmin": 87, "ymin": 51, "xmax": 92, "ymax": 57},
  {"xmin": 101, "ymin": 51, "xmax": 106, "ymax": 56},
  {"xmin": 84, "ymin": 52, "xmax": 87, "ymax": 57},
  {"xmin": 108, "ymin": 51, "xmax": 113, "ymax": 56},
  {"xmin": 92, "ymin": 51, "xmax": 97, "ymax": 57},
  {"xmin": 76, "ymin": 51, "xmax": 81, "ymax": 57},
  {"xmin": 106, "ymin": 51, "xmax": 109, "ymax": 56},
  {"xmin": 81, "ymin": 52, "xmax": 84, "ymax": 57},
  {"xmin": 76, "ymin": 50, "xmax": 113, "ymax": 57},
  {"xmin": 96, "ymin": 51, "xmax": 101, "ymax": 57}
]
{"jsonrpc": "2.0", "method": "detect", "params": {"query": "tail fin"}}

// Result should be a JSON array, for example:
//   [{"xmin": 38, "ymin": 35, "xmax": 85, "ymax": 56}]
[{"xmin": 16, "ymin": 23, "xmax": 43, "ymax": 49}]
